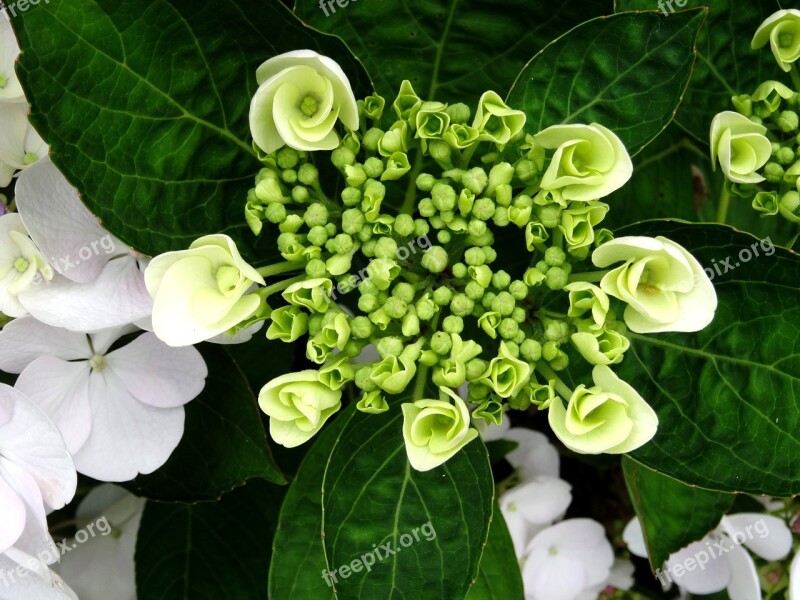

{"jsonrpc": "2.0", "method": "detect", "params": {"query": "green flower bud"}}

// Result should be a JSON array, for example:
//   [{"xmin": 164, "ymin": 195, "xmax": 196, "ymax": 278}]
[
  {"xmin": 471, "ymin": 197, "xmax": 495, "ymax": 220},
  {"xmin": 491, "ymin": 291, "xmax": 515, "ymax": 316},
  {"xmin": 319, "ymin": 356, "xmax": 355, "ymax": 391},
  {"xmin": 572, "ymin": 322, "xmax": 630, "ymax": 365},
  {"xmin": 379, "ymin": 122, "xmax": 410, "ymax": 156},
  {"xmin": 341, "ymin": 208, "xmax": 365, "ymax": 235},
  {"xmin": 565, "ymin": 282, "xmax": 609, "ymax": 328},
  {"xmin": 402, "ymin": 309, "xmax": 421, "ymax": 336},
  {"xmin": 506, "ymin": 280, "xmax": 527, "ymax": 301},
  {"xmin": 472, "ymin": 91, "xmax": 526, "ymax": 145},
  {"xmin": 392, "ymin": 213, "xmax": 415, "ymax": 237},
  {"xmin": 362, "ymin": 179, "xmax": 386, "ymax": 222},
  {"xmin": 515, "ymin": 159, "xmax": 538, "ymax": 183},
  {"xmin": 296, "ymin": 163, "xmax": 318, "ymax": 186},
  {"xmin": 266, "ymin": 305, "xmax": 309, "ymax": 342},
  {"xmin": 523, "ymin": 267, "xmax": 546, "ymax": 287},
  {"xmin": 368, "ymin": 258, "xmax": 401, "ymax": 290},
  {"xmin": 281, "ymin": 169, "xmax": 298, "ymax": 185},
  {"xmin": 275, "ymin": 147, "xmax": 300, "ymax": 170},
  {"xmin": 465, "ymin": 280, "xmax": 485, "ymax": 300},
  {"xmin": 373, "ymin": 236, "xmax": 398, "ymax": 259},
  {"xmin": 478, "ymin": 341, "xmax": 531, "ymax": 398},
  {"xmin": 464, "ymin": 247, "xmax": 486, "ymax": 266},
  {"xmin": 358, "ymin": 293, "xmax": 380, "ymax": 313},
  {"xmin": 544, "ymin": 246, "xmax": 566, "ymax": 267},
  {"xmin": 478, "ymin": 310, "xmax": 501, "ymax": 338},
  {"xmin": 371, "ymin": 352, "xmax": 417, "ymax": 395},
  {"xmin": 376, "ymin": 336, "xmax": 404, "ymax": 358},
  {"xmin": 363, "ymin": 156, "xmax": 385, "ymax": 179},
  {"xmin": 369, "ymin": 307, "xmax": 391, "ymax": 330},
  {"xmin": 359, "ymin": 93, "xmax": 386, "ymax": 121},
  {"xmin": 372, "ymin": 214, "xmax": 394, "ymax": 236},
  {"xmin": 341, "ymin": 186, "xmax": 361, "ymax": 207},
  {"xmin": 255, "ymin": 177, "xmax": 287, "ymax": 205},
  {"xmin": 764, "ymin": 161, "xmax": 785, "ymax": 183},
  {"xmin": 462, "ymin": 167, "xmax": 488, "ymax": 195},
  {"xmin": 303, "ymin": 258, "xmax": 325, "ymax": 279},
  {"xmin": 350, "ymin": 315, "xmax": 373, "ymax": 339},
  {"xmin": 431, "ymin": 183, "xmax": 457, "ymax": 212},
  {"xmin": 357, "ymin": 390, "xmax": 389, "ymax": 414},
  {"xmin": 468, "ymin": 383, "xmax": 491, "ymax": 402},
  {"xmin": 416, "ymin": 173, "xmax": 437, "ymax": 192},
  {"xmin": 382, "ymin": 151, "xmax": 411, "ymax": 181},
  {"xmin": 536, "ymin": 204, "xmax": 562, "ymax": 229},
  {"xmin": 777, "ymin": 146, "xmax": 796, "ymax": 165},
  {"xmin": 545, "ymin": 266, "xmax": 570, "ymax": 290},
  {"xmin": 491, "ymin": 270, "xmax": 511, "ymax": 290},
  {"xmin": 543, "ymin": 318, "xmax": 569, "ymax": 343},
  {"xmin": 511, "ymin": 307, "xmax": 526, "ymax": 324},
  {"xmin": 519, "ymin": 338, "xmax": 542, "ymax": 362},
  {"xmin": 345, "ymin": 164, "xmax": 368, "ymax": 188},
  {"xmin": 752, "ymin": 190, "xmax": 780, "ymax": 215},
  {"xmin": 431, "ymin": 331, "xmax": 453, "ymax": 355},
  {"xmin": 362, "ymin": 127, "xmax": 384, "ymax": 152},
  {"xmin": 392, "ymin": 282, "xmax": 415, "ymax": 303},
  {"xmin": 492, "ymin": 206, "xmax": 510, "ymax": 227},
  {"xmin": 289, "ymin": 186, "xmax": 309, "ymax": 205},
  {"xmin": 354, "ymin": 366, "xmax": 378, "ymax": 392},
  {"xmin": 446, "ymin": 102, "xmax": 471, "ymax": 124},
  {"xmin": 305, "ymin": 225, "xmax": 326, "ymax": 248},
  {"xmin": 442, "ymin": 314, "xmax": 464, "ymax": 334},
  {"xmin": 332, "ymin": 147, "xmax": 356, "ymax": 170},
  {"xmin": 449, "ymin": 293, "xmax": 474, "ymax": 317},
  {"xmin": 416, "ymin": 293, "xmax": 437, "ymax": 320},
  {"xmin": 383, "ymin": 296, "xmax": 408, "ymax": 319},
  {"xmin": 467, "ymin": 220, "xmax": 487, "ymax": 238},
  {"xmin": 422, "ymin": 246, "xmax": 449, "ymax": 273},
  {"xmin": 498, "ymin": 317, "xmax": 519, "ymax": 339},
  {"xmin": 416, "ymin": 101, "xmax": 451, "ymax": 140},
  {"xmin": 466, "ymin": 359, "xmax": 488, "ymax": 381},
  {"xmin": 494, "ymin": 184, "xmax": 513, "ymax": 208},
  {"xmin": 307, "ymin": 313, "xmax": 324, "ymax": 336},
  {"xmin": 778, "ymin": 110, "xmax": 800, "ymax": 133},
  {"xmin": 468, "ymin": 264, "xmax": 492, "ymax": 288},
  {"xmin": 436, "ymin": 230, "xmax": 451, "ymax": 244},
  {"xmin": 433, "ymin": 286, "xmax": 454, "ymax": 306},
  {"xmin": 779, "ymin": 190, "xmax": 800, "ymax": 221}
]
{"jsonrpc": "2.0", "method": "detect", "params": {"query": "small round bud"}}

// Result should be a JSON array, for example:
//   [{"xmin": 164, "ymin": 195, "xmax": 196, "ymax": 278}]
[
  {"xmin": 414, "ymin": 219, "xmax": 430, "ymax": 238},
  {"xmin": 463, "ymin": 167, "xmax": 489, "ymax": 195},
  {"xmin": 432, "ymin": 183, "xmax": 457, "ymax": 212},
  {"xmin": 450, "ymin": 293, "xmax": 474, "ymax": 317},
  {"xmin": 491, "ymin": 270, "xmax": 511, "ymax": 290},
  {"xmin": 361, "ymin": 238, "xmax": 377, "ymax": 257},
  {"xmin": 342, "ymin": 208, "xmax": 366, "ymax": 235},
  {"xmin": 305, "ymin": 258, "xmax": 327, "ymax": 278},
  {"xmin": 465, "ymin": 280, "xmax": 485, "ymax": 300},
  {"xmin": 307, "ymin": 225, "xmax": 328, "ymax": 247},
  {"xmin": 498, "ymin": 318, "xmax": 519, "ymax": 339},
  {"xmin": 491, "ymin": 291, "xmax": 515, "ymax": 316},
  {"xmin": 483, "ymin": 247, "xmax": 497, "ymax": 263},
  {"xmin": 374, "ymin": 236, "xmax": 398, "ymax": 259},
  {"xmin": 452, "ymin": 262, "xmax": 468, "ymax": 278},
  {"xmin": 764, "ymin": 162, "xmax": 785, "ymax": 183},
  {"xmin": 481, "ymin": 291, "xmax": 497, "ymax": 309},
  {"xmin": 778, "ymin": 110, "xmax": 799, "ymax": 133},
  {"xmin": 433, "ymin": 286, "xmax": 454, "ymax": 306},
  {"xmin": 464, "ymin": 247, "xmax": 486, "ymax": 266},
  {"xmin": 437, "ymin": 229, "xmax": 452, "ymax": 244},
  {"xmin": 297, "ymin": 163, "xmax": 319, "ymax": 185},
  {"xmin": 332, "ymin": 147, "xmax": 356, "ymax": 169},
  {"xmin": 535, "ymin": 260, "xmax": 550, "ymax": 274},
  {"xmin": 291, "ymin": 186, "xmax": 310, "ymax": 204},
  {"xmin": 503, "ymin": 341, "xmax": 520, "ymax": 357},
  {"xmin": 418, "ymin": 197, "xmax": 436, "ymax": 217},
  {"xmin": 446, "ymin": 102, "xmax": 471, "ymax": 124},
  {"xmin": 358, "ymin": 293, "xmax": 380, "ymax": 313},
  {"xmin": 431, "ymin": 331, "xmax": 452, "ymax": 355},
  {"xmin": 351, "ymin": 316, "xmax": 373, "ymax": 339},
  {"xmin": 376, "ymin": 336, "xmax": 404, "ymax": 358},
  {"xmin": 421, "ymin": 246, "xmax": 449, "ymax": 273},
  {"xmin": 511, "ymin": 306, "xmax": 526, "ymax": 324},
  {"xmin": 402, "ymin": 310, "xmax": 421, "ymax": 336},
  {"xmin": 492, "ymin": 206, "xmax": 510, "ymax": 227},
  {"xmin": 416, "ymin": 173, "xmax": 437, "ymax": 191},
  {"xmin": 383, "ymin": 297, "xmax": 407, "ymax": 319},
  {"xmin": 545, "ymin": 246, "xmax": 566, "ymax": 267},
  {"xmin": 543, "ymin": 319, "xmax": 569, "ymax": 342},
  {"xmin": 442, "ymin": 315, "xmax": 464, "ymax": 334},
  {"xmin": 276, "ymin": 147, "xmax": 300, "ymax": 170},
  {"xmin": 341, "ymin": 187, "xmax": 361, "ymax": 207},
  {"xmin": 509, "ymin": 280, "xmax": 528, "ymax": 300},
  {"xmin": 281, "ymin": 169, "xmax": 297, "ymax": 184},
  {"xmin": 394, "ymin": 214, "xmax": 415, "ymax": 237},
  {"xmin": 363, "ymin": 157, "xmax": 385, "ymax": 179},
  {"xmin": 777, "ymin": 146, "xmax": 796, "ymax": 165},
  {"xmin": 537, "ymin": 205, "xmax": 562, "ymax": 229},
  {"xmin": 515, "ymin": 159, "xmax": 538, "ymax": 182},
  {"xmin": 264, "ymin": 203, "xmax": 286, "ymax": 224},
  {"xmin": 393, "ymin": 282, "xmax": 415, "ymax": 303},
  {"xmin": 468, "ymin": 219, "xmax": 487, "ymax": 237},
  {"xmin": 545, "ymin": 266, "xmax": 569, "ymax": 290},
  {"xmin": 279, "ymin": 214, "xmax": 303, "ymax": 233},
  {"xmin": 416, "ymin": 295, "xmax": 437, "ymax": 320},
  {"xmin": 519, "ymin": 338, "xmax": 542, "ymax": 362},
  {"xmin": 331, "ymin": 233, "xmax": 354, "ymax": 255},
  {"xmin": 354, "ymin": 366, "xmax": 378, "ymax": 392},
  {"xmin": 304, "ymin": 203, "xmax": 329, "ymax": 228},
  {"xmin": 362, "ymin": 127, "xmax": 384, "ymax": 152},
  {"xmin": 471, "ymin": 197, "xmax": 495, "ymax": 220},
  {"xmin": 466, "ymin": 359, "xmax": 487, "ymax": 381}
]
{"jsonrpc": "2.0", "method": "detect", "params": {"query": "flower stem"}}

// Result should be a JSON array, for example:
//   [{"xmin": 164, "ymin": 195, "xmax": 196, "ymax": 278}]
[
  {"xmin": 535, "ymin": 362, "xmax": 573, "ymax": 400},
  {"xmin": 716, "ymin": 184, "xmax": 730, "ymax": 224},
  {"xmin": 568, "ymin": 270, "xmax": 610, "ymax": 284},
  {"xmin": 261, "ymin": 274, "xmax": 306, "ymax": 298},
  {"xmin": 792, "ymin": 65, "xmax": 800, "ymax": 92},
  {"xmin": 401, "ymin": 150, "xmax": 425, "ymax": 214},
  {"xmin": 256, "ymin": 261, "xmax": 304, "ymax": 278}
]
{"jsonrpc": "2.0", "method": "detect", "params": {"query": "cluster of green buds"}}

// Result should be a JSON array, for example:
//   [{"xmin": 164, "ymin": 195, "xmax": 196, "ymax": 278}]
[
  {"xmin": 243, "ymin": 68, "xmax": 671, "ymax": 465},
  {"xmin": 710, "ymin": 80, "xmax": 800, "ymax": 222}
]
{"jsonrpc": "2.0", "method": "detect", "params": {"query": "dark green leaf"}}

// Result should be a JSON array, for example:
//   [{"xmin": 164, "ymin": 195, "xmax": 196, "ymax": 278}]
[
  {"xmin": 465, "ymin": 505, "xmax": 524, "ymax": 600},
  {"xmin": 268, "ymin": 412, "xmax": 347, "ymax": 600},
  {"xmin": 615, "ymin": 221, "xmax": 800, "ymax": 496},
  {"xmin": 615, "ymin": 0, "xmax": 785, "ymax": 142},
  {"xmin": 126, "ymin": 343, "xmax": 285, "ymax": 502},
  {"xmin": 623, "ymin": 456, "xmax": 734, "ymax": 569},
  {"xmin": 11, "ymin": 0, "xmax": 370, "ymax": 257},
  {"xmin": 294, "ymin": 0, "xmax": 612, "ymax": 104},
  {"xmin": 135, "ymin": 479, "xmax": 282, "ymax": 599},
  {"xmin": 507, "ymin": 9, "xmax": 705, "ymax": 155},
  {"xmin": 485, "ymin": 439, "xmax": 519, "ymax": 465},
  {"xmin": 321, "ymin": 402, "xmax": 494, "ymax": 600}
]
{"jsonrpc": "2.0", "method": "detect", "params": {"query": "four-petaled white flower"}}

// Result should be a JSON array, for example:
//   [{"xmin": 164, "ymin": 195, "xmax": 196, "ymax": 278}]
[
  {"xmin": 0, "ymin": 213, "xmax": 52, "ymax": 317},
  {"xmin": 57, "ymin": 484, "xmax": 144, "ymax": 600},
  {"xmin": 0, "ymin": 102, "xmax": 47, "ymax": 187},
  {"xmin": 0, "ymin": 13, "xmax": 24, "ymax": 104},
  {"xmin": 0, "ymin": 317, "xmax": 207, "ymax": 481}
]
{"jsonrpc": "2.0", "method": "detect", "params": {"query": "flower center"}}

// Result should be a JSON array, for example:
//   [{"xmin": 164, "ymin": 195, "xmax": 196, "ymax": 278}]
[
  {"xmin": 779, "ymin": 31, "xmax": 795, "ymax": 49},
  {"xmin": 548, "ymin": 545, "xmax": 559, "ymax": 556},
  {"xmin": 89, "ymin": 354, "xmax": 108, "ymax": 372},
  {"xmin": 300, "ymin": 95, "xmax": 319, "ymax": 117},
  {"xmin": 216, "ymin": 265, "xmax": 240, "ymax": 294},
  {"xmin": 13, "ymin": 257, "xmax": 29, "ymax": 273},
  {"xmin": 0, "ymin": 75, "xmax": 7, "ymax": 89},
  {"xmin": 23, "ymin": 152, "xmax": 38, "ymax": 165}
]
